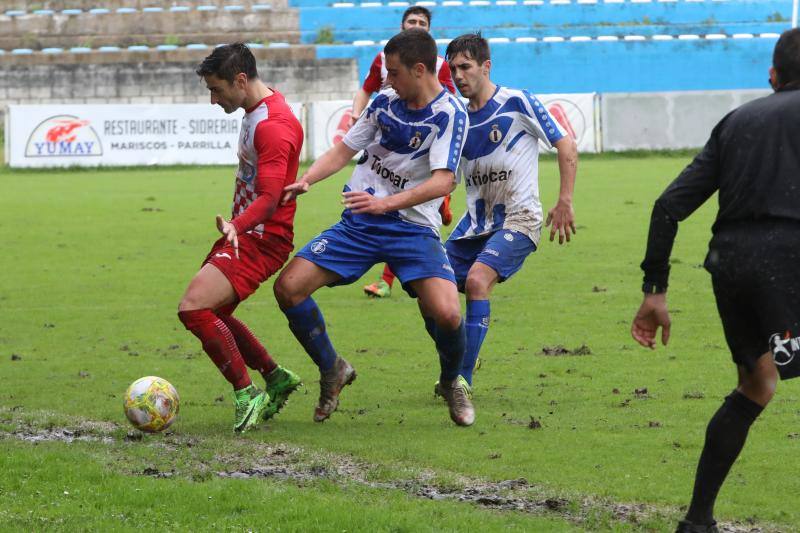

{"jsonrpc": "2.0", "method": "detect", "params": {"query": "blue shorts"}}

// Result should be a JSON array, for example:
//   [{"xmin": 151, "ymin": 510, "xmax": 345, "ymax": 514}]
[
  {"xmin": 296, "ymin": 212, "xmax": 456, "ymax": 297},
  {"xmin": 444, "ymin": 230, "xmax": 536, "ymax": 292}
]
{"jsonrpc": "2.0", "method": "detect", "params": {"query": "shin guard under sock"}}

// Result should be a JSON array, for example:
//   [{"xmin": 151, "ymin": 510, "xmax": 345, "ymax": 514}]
[
  {"xmin": 685, "ymin": 390, "xmax": 763, "ymax": 525},
  {"xmin": 216, "ymin": 312, "xmax": 278, "ymax": 379},
  {"xmin": 282, "ymin": 297, "xmax": 337, "ymax": 371},
  {"xmin": 461, "ymin": 300, "xmax": 490, "ymax": 385},
  {"xmin": 178, "ymin": 309, "xmax": 251, "ymax": 390}
]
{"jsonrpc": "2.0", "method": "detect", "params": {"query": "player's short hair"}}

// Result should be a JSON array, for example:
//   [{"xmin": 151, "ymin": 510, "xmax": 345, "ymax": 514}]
[
  {"xmin": 773, "ymin": 28, "xmax": 800, "ymax": 85},
  {"xmin": 445, "ymin": 32, "xmax": 490, "ymax": 65},
  {"xmin": 384, "ymin": 29, "xmax": 437, "ymax": 73},
  {"xmin": 195, "ymin": 42, "xmax": 259, "ymax": 83},
  {"xmin": 402, "ymin": 6, "xmax": 432, "ymax": 26}
]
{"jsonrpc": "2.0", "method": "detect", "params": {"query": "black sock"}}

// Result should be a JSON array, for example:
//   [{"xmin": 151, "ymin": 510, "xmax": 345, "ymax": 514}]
[{"xmin": 685, "ymin": 390, "xmax": 763, "ymax": 524}]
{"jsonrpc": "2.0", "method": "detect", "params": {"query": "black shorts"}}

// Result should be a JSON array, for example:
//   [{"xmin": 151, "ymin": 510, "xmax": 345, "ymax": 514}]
[{"xmin": 707, "ymin": 222, "xmax": 800, "ymax": 379}]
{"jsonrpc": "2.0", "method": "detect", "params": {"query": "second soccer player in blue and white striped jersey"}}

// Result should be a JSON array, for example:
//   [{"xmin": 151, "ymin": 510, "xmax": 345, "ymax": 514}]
[
  {"xmin": 441, "ymin": 33, "xmax": 579, "ymax": 392},
  {"xmin": 275, "ymin": 29, "xmax": 477, "ymax": 427}
]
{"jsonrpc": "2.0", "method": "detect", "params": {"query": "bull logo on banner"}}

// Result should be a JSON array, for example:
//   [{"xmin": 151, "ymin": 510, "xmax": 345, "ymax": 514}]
[
  {"xmin": 329, "ymin": 106, "xmax": 354, "ymax": 146},
  {"xmin": 540, "ymin": 98, "xmax": 586, "ymax": 151},
  {"xmin": 25, "ymin": 115, "xmax": 103, "ymax": 157}
]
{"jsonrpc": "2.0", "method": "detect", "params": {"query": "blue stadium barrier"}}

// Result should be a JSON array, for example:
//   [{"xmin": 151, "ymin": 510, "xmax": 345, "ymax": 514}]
[
  {"xmin": 316, "ymin": 35, "xmax": 777, "ymax": 92},
  {"xmin": 302, "ymin": 21, "xmax": 788, "ymax": 43},
  {"xmin": 299, "ymin": 0, "xmax": 793, "ymax": 43}
]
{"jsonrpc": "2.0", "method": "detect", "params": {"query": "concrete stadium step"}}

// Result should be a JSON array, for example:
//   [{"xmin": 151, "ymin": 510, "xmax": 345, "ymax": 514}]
[
  {"xmin": 288, "ymin": 0, "xmax": 788, "ymax": 7},
  {"xmin": 0, "ymin": 8, "xmax": 300, "ymax": 49},
  {"xmin": 0, "ymin": 0, "xmax": 289, "ymax": 11},
  {"xmin": 0, "ymin": 45, "xmax": 357, "ymax": 107}
]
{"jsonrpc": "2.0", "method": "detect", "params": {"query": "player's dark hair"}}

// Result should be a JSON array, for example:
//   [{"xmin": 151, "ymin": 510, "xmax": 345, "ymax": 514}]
[
  {"xmin": 195, "ymin": 42, "xmax": 258, "ymax": 83},
  {"xmin": 773, "ymin": 28, "xmax": 800, "ymax": 86},
  {"xmin": 402, "ymin": 6, "xmax": 432, "ymax": 27},
  {"xmin": 445, "ymin": 32, "xmax": 490, "ymax": 65},
  {"xmin": 384, "ymin": 29, "xmax": 438, "ymax": 73}
]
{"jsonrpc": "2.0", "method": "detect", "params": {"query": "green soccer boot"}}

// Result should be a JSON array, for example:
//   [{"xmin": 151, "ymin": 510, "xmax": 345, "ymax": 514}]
[
  {"xmin": 263, "ymin": 366, "xmax": 303, "ymax": 420},
  {"xmin": 233, "ymin": 385, "xmax": 270, "ymax": 433},
  {"xmin": 364, "ymin": 279, "xmax": 391, "ymax": 298}
]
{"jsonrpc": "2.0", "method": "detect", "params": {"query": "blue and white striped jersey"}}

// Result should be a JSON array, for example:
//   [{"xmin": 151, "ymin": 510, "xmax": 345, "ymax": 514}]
[
  {"xmin": 342, "ymin": 88, "xmax": 468, "ymax": 232},
  {"xmin": 449, "ymin": 86, "xmax": 566, "ymax": 245}
]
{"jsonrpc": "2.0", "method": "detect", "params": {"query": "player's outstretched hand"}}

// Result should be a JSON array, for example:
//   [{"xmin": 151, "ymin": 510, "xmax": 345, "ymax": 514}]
[
  {"xmin": 215, "ymin": 215, "xmax": 239, "ymax": 259},
  {"xmin": 631, "ymin": 293, "xmax": 671, "ymax": 349},
  {"xmin": 545, "ymin": 200, "xmax": 576, "ymax": 244},
  {"xmin": 342, "ymin": 191, "xmax": 387, "ymax": 215},
  {"xmin": 282, "ymin": 180, "xmax": 310, "ymax": 205}
]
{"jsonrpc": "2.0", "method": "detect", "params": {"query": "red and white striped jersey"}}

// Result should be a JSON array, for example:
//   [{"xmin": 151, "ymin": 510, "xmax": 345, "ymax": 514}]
[
  {"xmin": 231, "ymin": 89, "xmax": 303, "ymax": 243},
  {"xmin": 362, "ymin": 51, "xmax": 456, "ymax": 94}
]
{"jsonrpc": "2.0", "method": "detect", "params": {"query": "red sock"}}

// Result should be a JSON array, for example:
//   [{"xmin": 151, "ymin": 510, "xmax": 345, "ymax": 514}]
[
  {"xmin": 216, "ymin": 311, "xmax": 278, "ymax": 380},
  {"xmin": 381, "ymin": 264, "xmax": 396, "ymax": 287},
  {"xmin": 178, "ymin": 309, "xmax": 251, "ymax": 390}
]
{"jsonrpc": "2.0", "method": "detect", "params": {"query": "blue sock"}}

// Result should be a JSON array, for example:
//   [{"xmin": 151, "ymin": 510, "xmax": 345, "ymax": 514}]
[
  {"xmin": 461, "ymin": 300, "xmax": 490, "ymax": 386},
  {"xmin": 423, "ymin": 316, "xmax": 437, "ymax": 342},
  {"xmin": 283, "ymin": 297, "xmax": 337, "ymax": 371},
  {"xmin": 435, "ymin": 319, "xmax": 466, "ymax": 383}
]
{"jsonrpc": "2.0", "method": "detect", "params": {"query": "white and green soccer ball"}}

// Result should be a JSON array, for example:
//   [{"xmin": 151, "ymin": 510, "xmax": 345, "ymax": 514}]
[{"xmin": 123, "ymin": 376, "xmax": 179, "ymax": 433}]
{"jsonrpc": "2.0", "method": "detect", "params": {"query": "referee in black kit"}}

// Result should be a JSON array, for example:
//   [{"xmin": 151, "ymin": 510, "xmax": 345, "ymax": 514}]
[{"xmin": 631, "ymin": 28, "xmax": 800, "ymax": 533}]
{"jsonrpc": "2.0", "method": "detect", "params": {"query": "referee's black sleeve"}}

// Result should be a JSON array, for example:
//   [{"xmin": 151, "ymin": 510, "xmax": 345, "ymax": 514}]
[{"xmin": 640, "ymin": 123, "xmax": 723, "ymax": 288}]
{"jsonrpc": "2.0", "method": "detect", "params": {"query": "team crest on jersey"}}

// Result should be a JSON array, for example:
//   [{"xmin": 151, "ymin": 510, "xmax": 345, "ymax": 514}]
[
  {"xmin": 310, "ymin": 239, "xmax": 328, "ymax": 255},
  {"xmin": 489, "ymin": 124, "xmax": 503, "ymax": 143},
  {"xmin": 239, "ymin": 162, "xmax": 256, "ymax": 183},
  {"xmin": 409, "ymin": 131, "xmax": 422, "ymax": 149}
]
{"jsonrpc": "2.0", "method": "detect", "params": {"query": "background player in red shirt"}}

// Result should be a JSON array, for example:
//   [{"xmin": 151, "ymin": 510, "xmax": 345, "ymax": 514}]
[
  {"xmin": 351, "ymin": 6, "xmax": 456, "ymax": 298},
  {"xmin": 178, "ymin": 43, "xmax": 304, "ymax": 433}
]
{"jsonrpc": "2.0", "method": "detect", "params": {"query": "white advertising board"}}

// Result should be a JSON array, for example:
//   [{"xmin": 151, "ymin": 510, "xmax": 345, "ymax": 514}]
[
  {"xmin": 536, "ymin": 93, "xmax": 598, "ymax": 154},
  {"xmin": 307, "ymin": 93, "xmax": 598, "ymax": 160},
  {"xmin": 308, "ymin": 100, "xmax": 355, "ymax": 160},
  {"xmin": 5, "ymin": 103, "xmax": 304, "ymax": 168}
]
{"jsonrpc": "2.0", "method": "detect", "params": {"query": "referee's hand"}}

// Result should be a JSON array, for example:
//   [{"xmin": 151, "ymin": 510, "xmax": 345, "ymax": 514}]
[{"xmin": 631, "ymin": 293, "xmax": 671, "ymax": 349}]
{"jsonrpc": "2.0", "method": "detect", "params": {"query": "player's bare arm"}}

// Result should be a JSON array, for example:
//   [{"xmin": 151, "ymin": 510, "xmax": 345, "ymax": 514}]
[
  {"xmin": 631, "ymin": 292, "xmax": 671, "ymax": 349},
  {"xmin": 349, "ymin": 89, "xmax": 371, "ymax": 127},
  {"xmin": 545, "ymin": 135, "xmax": 578, "ymax": 244},
  {"xmin": 342, "ymin": 169, "xmax": 455, "ymax": 215},
  {"xmin": 282, "ymin": 142, "xmax": 359, "ymax": 204}
]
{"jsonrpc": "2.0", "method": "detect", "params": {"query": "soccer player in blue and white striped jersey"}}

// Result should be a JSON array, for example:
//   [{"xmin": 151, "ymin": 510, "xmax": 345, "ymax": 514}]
[
  {"xmin": 275, "ymin": 29, "xmax": 476, "ymax": 426},
  {"xmin": 442, "ymin": 33, "xmax": 578, "ymax": 391}
]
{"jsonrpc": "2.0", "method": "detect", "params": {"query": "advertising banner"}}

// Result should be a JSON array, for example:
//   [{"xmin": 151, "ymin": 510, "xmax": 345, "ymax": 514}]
[
  {"xmin": 536, "ymin": 93, "xmax": 598, "ymax": 154},
  {"xmin": 5, "ymin": 103, "xmax": 304, "ymax": 168},
  {"xmin": 308, "ymin": 100, "xmax": 355, "ymax": 160},
  {"xmin": 307, "ymin": 93, "xmax": 598, "ymax": 159}
]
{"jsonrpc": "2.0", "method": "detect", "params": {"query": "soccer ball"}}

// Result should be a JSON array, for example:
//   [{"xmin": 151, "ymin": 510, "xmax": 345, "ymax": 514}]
[{"xmin": 123, "ymin": 376, "xmax": 180, "ymax": 433}]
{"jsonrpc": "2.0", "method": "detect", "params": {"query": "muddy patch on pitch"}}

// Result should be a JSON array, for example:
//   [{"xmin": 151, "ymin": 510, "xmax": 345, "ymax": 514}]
[
  {"xmin": 540, "ymin": 344, "xmax": 592, "ymax": 356},
  {"xmin": 0, "ymin": 411, "xmax": 776, "ymax": 532},
  {"xmin": 5, "ymin": 427, "xmax": 115, "ymax": 444}
]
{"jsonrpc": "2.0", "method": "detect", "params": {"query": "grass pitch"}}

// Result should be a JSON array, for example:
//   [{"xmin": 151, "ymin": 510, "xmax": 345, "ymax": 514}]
[{"xmin": 0, "ymin": 155, "xmax": 797, "ymax": 531}]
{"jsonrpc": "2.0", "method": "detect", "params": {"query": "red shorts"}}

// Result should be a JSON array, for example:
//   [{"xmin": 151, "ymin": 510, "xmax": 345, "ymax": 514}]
[{"xmin": 203, "ymin": 232, "xmax": 293, "ymax": 301}]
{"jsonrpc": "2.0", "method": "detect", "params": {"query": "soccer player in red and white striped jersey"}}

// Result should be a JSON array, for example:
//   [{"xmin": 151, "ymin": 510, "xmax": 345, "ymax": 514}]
[
  {"xmin": 353, "ymin": 7, "xmax": 456, "ymax": 298},
  {"xmin": 349, "ymin": 7, "xmax": 455, "ymax": 127},
  {"xmin": 178, "ymin": 43, "xmax": 303, "ymax": 433}
]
